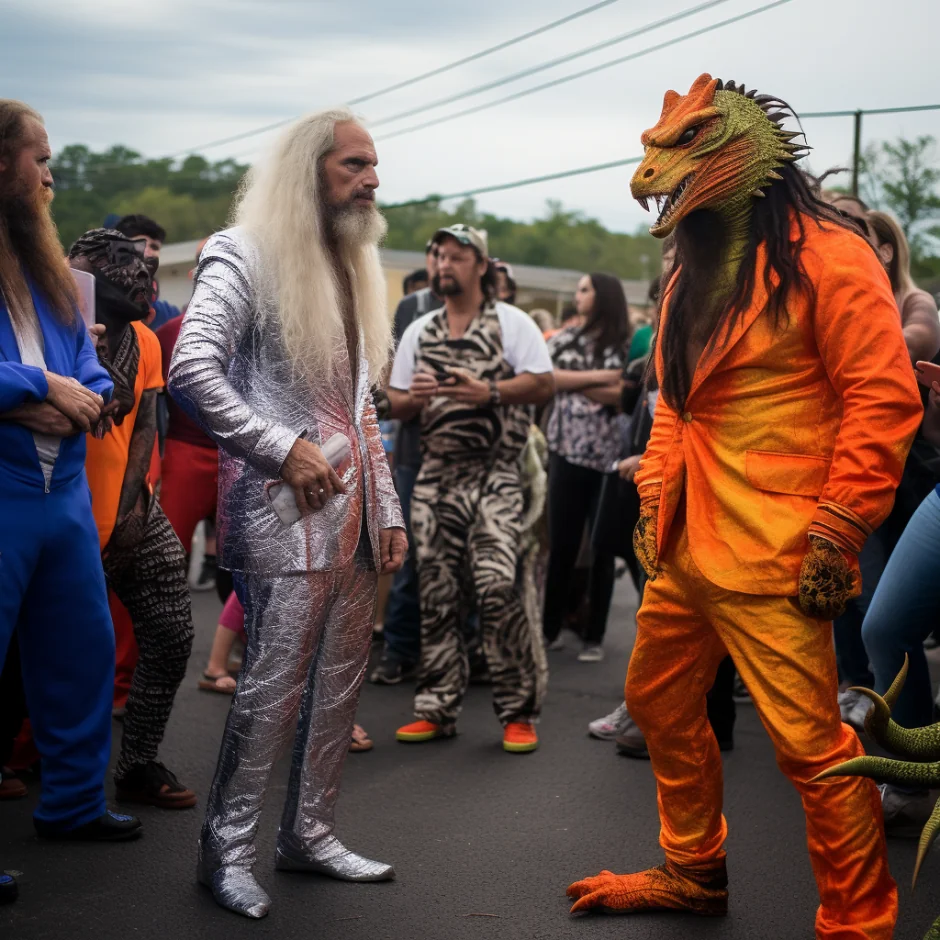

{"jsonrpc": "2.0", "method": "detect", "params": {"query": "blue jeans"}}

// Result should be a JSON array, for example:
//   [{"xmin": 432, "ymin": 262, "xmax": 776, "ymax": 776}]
[
  {"xmin": 832, "ymin": 532, "xmax": 889, "ymax": 687},
  {"xmin": 861, "ymin": 488, "xmax": 940, "ymax": 729},
  {"xmin": 381, "ymin": 464, "xmax": 421, "ymax": 664}
]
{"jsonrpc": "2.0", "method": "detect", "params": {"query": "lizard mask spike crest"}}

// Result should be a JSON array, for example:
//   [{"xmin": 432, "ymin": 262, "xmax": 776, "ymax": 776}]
[{"xmin": 631, "ymin": 72, "xmax": 810, "ymax": 238}]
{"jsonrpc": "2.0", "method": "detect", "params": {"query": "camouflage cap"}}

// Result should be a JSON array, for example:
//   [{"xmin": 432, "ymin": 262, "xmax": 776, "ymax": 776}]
[{"xmin": 431, "ymin": 223, "xmax": 488, "ymax": 261}]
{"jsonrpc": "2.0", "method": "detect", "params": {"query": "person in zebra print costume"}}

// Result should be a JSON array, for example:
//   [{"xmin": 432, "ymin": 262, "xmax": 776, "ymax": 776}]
[{"xmin": 387, "ymin": 224, "xmax": 555, "ymax": 754}]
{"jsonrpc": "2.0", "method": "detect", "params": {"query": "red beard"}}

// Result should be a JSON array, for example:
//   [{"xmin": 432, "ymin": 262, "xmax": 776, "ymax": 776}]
[{"xmin": 0, "ymin": 176, "xmax": 77, "ymax": 324}]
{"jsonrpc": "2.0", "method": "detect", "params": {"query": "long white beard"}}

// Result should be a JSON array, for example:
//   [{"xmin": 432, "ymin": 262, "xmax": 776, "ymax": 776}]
[{"xmin": 330, "ymin": 203, "xmax": 388, "ymax": 247}]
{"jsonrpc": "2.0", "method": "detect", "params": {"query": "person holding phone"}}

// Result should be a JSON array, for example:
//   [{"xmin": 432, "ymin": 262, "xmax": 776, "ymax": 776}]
[
  {"xmin": 856, "ymin": 361, "xmax": 940, "ymax": 834},
  {"xmin": 387, "ymin": 224, "xmax": 555, "ymax": 754},
  {"xmin": 169, "ymin": 109, "xmax": 405, "ymax": 919},
  {"xmin": 819, "ymin": 197, "xmax": 940, "ymax": 732}
]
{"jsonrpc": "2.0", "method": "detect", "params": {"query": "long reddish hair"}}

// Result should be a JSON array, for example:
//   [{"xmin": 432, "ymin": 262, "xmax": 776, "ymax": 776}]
[{"xmin": 0, "ymin": 100, "xmax": 77, "ymax": 325}]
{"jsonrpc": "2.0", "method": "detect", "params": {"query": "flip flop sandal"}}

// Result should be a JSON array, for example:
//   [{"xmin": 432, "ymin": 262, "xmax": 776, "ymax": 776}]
[
  {"xmin": 349, "ymin": 724, "xmax": 373, "ymax": 753},
  {"xmin": 198, "ymin": 672, "xmax": 236, "ymax": 694}
]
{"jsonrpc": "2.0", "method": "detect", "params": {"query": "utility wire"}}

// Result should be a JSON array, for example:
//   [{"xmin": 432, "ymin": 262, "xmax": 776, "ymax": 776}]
[
  {"xmin": 376, "ymin": 0, "xmax": 795, "ymax": 142},
  {"xmin": 155, "ymin": 0, "xmax": 626, "ymax": 161},
  {"xmin": 70, "ymin": 97, "xmax": 939, "ymax": 196},
  {"xmin": 370, "ymin": 0, "xmax": 735, "ymax": 129},
  {"xmin": 348, "ymin": 0, "xmax": 623, "ymax": 106},
  {"xmin": 802, "ymin": 103, "xmax": 940, "ymax": 119},
  {"xmin": 230, "ymin": 101, "xmax": 940, "ymax": 165},
  {"xmin": 377, "ymin": 103, "xmax": 940, "ymax": 208},
  {"xmin": 381, "ymin": 156, "xmax": 643, "ymax": 209}
]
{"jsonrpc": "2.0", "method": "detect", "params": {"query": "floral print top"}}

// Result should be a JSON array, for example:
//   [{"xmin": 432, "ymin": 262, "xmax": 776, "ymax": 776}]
[{"xmin": 545, "ymin": 326, "xmax": 628, "ymax": 473}]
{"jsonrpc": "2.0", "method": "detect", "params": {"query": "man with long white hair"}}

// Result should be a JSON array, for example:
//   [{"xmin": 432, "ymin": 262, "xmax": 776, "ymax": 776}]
[{"xmin": 169, "ymin": 108, "xmax": 406, "ymax": 919}]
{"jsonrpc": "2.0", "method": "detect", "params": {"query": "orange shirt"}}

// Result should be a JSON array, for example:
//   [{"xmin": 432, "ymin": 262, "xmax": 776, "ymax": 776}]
[{"xmin": 86, "ymin": 321, "xmax": 164, "ymax": 550}]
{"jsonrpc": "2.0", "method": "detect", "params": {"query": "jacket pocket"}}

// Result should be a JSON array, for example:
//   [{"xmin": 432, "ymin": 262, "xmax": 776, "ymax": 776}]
[{"xmin": 745, "ymin": 450, "xmax": 831, "ymax": 498}]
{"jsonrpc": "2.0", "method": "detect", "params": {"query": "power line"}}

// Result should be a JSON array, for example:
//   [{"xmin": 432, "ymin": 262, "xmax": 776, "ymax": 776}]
[
  {"xmin": 156, "ymin": 0, "xmax": 626, "ymax": 161},
  {"xmin": 208, "ymin": 100, "xmax": 940, "ymax": 169},
  {"xmin": 348, "ymin": 0, "xmax": 623, "ymax": 106},
  {"xmin": 375, "ymin": 0, "xmax": 796, "ymax": 142},
  {"xmin": 370, "ymin": 0, "xmax": 736, "ymax": 129},
  {"xmin": 802, "ymin": 103, "xmax": 940, "ymax": 119},
  {"xmin": 68, "ymin": 97, "xmax": 939, "ymax": 192},
  {"xmin": 381, "ymin": 156, "xmax": 643, "ymax": 210},
  {"xmin": 377, "ymin": 105, "xmax": 940, "ymax": 208}
]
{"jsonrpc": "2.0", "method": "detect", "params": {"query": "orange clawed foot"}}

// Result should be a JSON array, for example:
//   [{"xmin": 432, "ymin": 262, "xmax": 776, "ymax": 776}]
[{"xmin": 566, "ymin": 862, "xmax": 728, "ymax": 916}]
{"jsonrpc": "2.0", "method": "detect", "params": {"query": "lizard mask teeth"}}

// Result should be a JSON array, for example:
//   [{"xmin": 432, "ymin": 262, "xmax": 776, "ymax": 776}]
[{"xmin": 655, "ymin": 174, "xmax": 694, "ymax": 225}]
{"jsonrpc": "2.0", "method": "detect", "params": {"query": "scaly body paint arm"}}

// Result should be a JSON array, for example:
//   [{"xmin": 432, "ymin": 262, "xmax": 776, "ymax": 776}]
[{"xmin": 115, "ymin": 388, "xmax": 157, "ymax": 530}]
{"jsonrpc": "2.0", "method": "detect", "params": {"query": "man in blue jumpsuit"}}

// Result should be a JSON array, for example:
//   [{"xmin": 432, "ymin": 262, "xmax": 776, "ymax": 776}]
[{"xmin": 0, "ymin": 98, "xmax": 141, "ymax": 841}]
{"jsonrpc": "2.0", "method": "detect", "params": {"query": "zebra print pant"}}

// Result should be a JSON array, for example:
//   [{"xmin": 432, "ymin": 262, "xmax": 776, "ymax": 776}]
[
  {"xmin": 103, "ymin": 498, "xmax": 194, "ymax": 780},
  {"xmin": 411, "ymin": 454, "xmax": 544, "ymax": 727}
]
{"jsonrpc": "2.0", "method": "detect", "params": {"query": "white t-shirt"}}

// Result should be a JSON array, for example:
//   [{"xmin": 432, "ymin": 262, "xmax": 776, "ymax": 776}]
[
  {"xmin": 389, "ymin": 301, "xmax": 553, "ymax": 390},
  {"xmin": 8, "ymin": 300, "xmax": 60, "ymax": 486}
]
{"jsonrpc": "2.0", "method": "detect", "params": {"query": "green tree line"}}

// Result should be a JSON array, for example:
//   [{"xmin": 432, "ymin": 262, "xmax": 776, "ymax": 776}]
[
  {"xmin": 51, "ymin": 144, "xmax": 246, "ymax": 249},
  {"xmin": 50, "ymin": 137, "xmax": 940, "ymax": 288},
  {"xmin": 382, "ymin": 197, "xmax": 663, "ymax": 280}
]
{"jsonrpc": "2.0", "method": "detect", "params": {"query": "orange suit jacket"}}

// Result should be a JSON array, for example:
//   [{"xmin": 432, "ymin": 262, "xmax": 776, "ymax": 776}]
[{"xmin": 634, "ymin": 215, "xmax": 923, "ymax": 596}]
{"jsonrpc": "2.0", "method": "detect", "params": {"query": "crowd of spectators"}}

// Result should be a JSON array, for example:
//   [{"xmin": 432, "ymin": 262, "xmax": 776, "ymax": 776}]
[{"xmin": 3, "ymin": 97, "xmax": 940, "ymax": 924}]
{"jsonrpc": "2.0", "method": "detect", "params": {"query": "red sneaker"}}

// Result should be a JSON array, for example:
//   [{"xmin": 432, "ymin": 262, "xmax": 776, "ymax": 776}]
[
  {"xmin": 396, "ymin": 720, "xmax": 455, "ymax": 743},
  {"xmin": 503, "ymin": 721, "xmax": 539, "ymax": 753}
]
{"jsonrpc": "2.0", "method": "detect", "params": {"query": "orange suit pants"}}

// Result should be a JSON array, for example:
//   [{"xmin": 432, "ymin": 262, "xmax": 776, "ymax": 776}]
[{"xmin": 626, "ymin": 517, "xmax": 897, "ymax": 939}]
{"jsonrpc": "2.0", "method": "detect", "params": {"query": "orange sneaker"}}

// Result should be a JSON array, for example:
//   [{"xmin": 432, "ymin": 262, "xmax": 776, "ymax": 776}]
[
  {"xmin": 395, "ymin": 720, "xmax": 454, "ymax": 743},
  {"xmin": 567, "ymin": 860, "xmax": 728, "ymax": 916},
  {"xmin": 503, "ymin": 721, "xmax": 538, "ymax": 753}
]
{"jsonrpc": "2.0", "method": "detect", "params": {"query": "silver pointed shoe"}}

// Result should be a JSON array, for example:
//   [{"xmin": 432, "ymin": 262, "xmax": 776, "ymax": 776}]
[
  {"xmin": 197, "ymin": 862, "xmax": 271, "ymax": 919},
  {"xmin": 275, "ymin": 835, "xmax": 395, "ymax": 882}
]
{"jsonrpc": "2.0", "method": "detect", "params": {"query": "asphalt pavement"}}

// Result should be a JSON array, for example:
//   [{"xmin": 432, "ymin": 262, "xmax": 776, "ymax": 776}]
[{"xmin": 2, "ymin": 574, "xmax": 938, "ymax": 940}]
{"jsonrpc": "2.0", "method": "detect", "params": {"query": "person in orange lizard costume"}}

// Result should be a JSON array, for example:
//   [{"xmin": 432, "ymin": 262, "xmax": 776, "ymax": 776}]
[{"xmin": 566, "ymin": 74, "xmax": 924, "ymax": 939}]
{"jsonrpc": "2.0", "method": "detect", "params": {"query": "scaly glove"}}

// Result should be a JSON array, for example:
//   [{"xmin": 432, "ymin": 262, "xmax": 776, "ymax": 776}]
[
  {"xmin": 798, "ymin": 535, "xmax": 861, "ymax": 620},
  {"xmin": 633, "ymin": 502, "xmax": 661, "ymax": 582}
]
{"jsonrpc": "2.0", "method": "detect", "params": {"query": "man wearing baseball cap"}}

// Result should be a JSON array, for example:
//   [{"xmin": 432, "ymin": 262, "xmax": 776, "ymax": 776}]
[{"xmin": 386, "ymin": 223, "xmax": 554, "ymax": 753}]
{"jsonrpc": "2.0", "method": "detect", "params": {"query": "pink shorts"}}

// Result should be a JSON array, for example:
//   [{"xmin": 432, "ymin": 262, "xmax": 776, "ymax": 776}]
[{"xmin": 219, "ymin": 592, "xmax": 245, "ymax": 638}]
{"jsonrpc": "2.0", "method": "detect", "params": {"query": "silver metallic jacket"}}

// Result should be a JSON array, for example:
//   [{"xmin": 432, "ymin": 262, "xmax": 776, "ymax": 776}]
[{"xmin": 168, "ymin": 228, "xmax": 403, "ymax": 575}]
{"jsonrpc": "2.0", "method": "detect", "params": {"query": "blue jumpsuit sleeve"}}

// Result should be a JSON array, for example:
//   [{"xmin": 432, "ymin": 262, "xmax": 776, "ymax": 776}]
[
  {"xmin": 74, "ymin": 327, "xmax": 114, "ymax": 402},
  {"xmin": 0, "ymin": 361, "xmax": 49, "ymax": 411}
]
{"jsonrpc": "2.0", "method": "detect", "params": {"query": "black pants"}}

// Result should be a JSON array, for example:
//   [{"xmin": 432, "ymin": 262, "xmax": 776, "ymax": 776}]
[
  {"xmin": 543, "ymin": 454, "xmax": 616, "ymax": 645},
  {"xmin": 706, "ymin": 654, "xmax": 737, "ymax": 743},
  {"xmin": 0, "ymin": 633, "xmax": 27, "ymax": 768}
]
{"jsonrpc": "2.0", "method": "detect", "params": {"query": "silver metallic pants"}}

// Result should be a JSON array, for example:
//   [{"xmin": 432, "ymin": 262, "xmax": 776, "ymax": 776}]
[{"xmin": 199, "ymin": 550, "xmax": 376, "ymax": 872}]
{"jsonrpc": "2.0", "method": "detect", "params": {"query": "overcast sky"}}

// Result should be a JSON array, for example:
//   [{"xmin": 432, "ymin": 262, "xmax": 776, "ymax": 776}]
[{"xmin": 2, "ymin": 0, "xmax": 937, "ymax": 236}]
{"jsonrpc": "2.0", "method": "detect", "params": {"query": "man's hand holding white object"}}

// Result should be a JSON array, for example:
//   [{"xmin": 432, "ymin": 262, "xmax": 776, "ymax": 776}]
[{"xmin": 281, "ymin": 436, "xmax": 346, "ymax": 513}]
